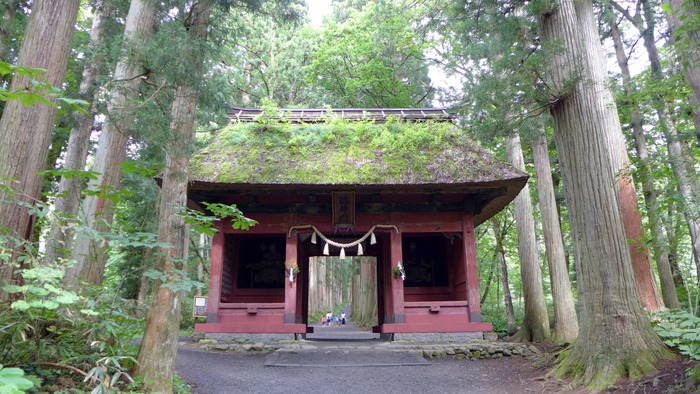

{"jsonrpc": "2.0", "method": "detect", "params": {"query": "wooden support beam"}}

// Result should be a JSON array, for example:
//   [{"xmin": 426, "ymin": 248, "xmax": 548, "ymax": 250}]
[
  {"xmin": 206, "ymin": 229, "xmax": 224, "ymax": 323},
  {"xmin": 463, "ymin": 212, "xmax": 482, "ymax": 322},
  {"xmin": 389, "ymin": 212, "xmax": 404, "ymax": 323},
  {"xmin": 284, "ymin": 216, "xmax": 299, "ymax": 324}
]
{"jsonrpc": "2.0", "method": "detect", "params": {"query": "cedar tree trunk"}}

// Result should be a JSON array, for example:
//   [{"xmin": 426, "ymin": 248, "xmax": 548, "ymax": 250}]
[
  {"xmin": 607, "ymin": 12, "xmax": 679, "ymax": 308},
  {"xmin": 45, "ymin": 0, "xmax": 113, "ymax": 264},
  {"xmin": 540, "ymin": 0, "xmax": 669, "ymax": 388},
  {"xmin": 67, "ymin": 0, "xmax": 156, "ymax": 286},
  {"xmin": 664, "ymin": 0, "xmax": 700, "ymax": 142},
  {"xmin": 491, "ymin": 217, "xmax": 517, "ymax": 336},
  {"xmin": 506, "ymin": 134, "xmax": 550, "ymax": 342},
  {"xmin": 579, "ymin": 0, "xmax": 663, "ymax": 312},
  {"xmin": 136, "ymin": 3, "xmax": 211, "ymax": 392},
  {"xmin": 0, "ymin": 0, "xmax": 80, "ymax": 295},
  {"xmin": 531, "ymin": 130, "xmax": 579, "ymax": 342}
]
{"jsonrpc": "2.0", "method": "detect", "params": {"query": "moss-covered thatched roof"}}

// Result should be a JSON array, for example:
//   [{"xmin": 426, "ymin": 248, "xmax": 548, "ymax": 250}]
[
  {"xmin": 190, "ymin": 118, "xmax": 525, "ymax": 186},
  {"xmin": 187, "ymin": 111, "xmax": 528, "ymax": 225}
]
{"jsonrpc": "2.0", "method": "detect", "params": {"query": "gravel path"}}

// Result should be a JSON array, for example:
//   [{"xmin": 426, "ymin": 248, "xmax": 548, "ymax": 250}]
[
  {"xmin": 175, "ymin": 345, "xmax": 552, "ymax": 394},
  {"xmin": 177, "ymin": 305, "xmax": 559, "ymax": 393}
]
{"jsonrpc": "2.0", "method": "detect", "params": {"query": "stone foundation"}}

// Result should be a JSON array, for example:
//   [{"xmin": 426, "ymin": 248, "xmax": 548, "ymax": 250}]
[
  {"xmin": 388, "ymin": 339, "xmax": 542, "ymax": 360},
  {"xmin": 392, "ymin": 332, "xmax": 484, "ymax": 343},
  {"xmin": 204, "ymin": 333, "xmax": 296, "ymax": 343}
]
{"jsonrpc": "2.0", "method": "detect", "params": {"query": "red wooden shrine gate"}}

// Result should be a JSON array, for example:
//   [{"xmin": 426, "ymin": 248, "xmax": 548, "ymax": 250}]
[
  {"xmin": 188, "ymin": 107, "xmax": 528, "ymax": 337},
  {"xmin": 195, "ymin": 192, "xmax": 497, "ymax": 335}
]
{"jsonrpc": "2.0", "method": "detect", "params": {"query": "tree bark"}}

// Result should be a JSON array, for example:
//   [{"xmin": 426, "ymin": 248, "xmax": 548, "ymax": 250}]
[
  {"xmin": 531, "ymin": 129, "xmax": 579, "ymax": 342},
  {"xmin": 505, "ymin": 134, "xmax": 550, "ymax": 342},
  {"xmin": 0, "ymin": 0, "xmax": 19, "ymax": 66},
  {"xmin": 664, "ymin": 125, "xmax": 700, "ymax": 286},
  {"xmin": 480, "ymin": 257, "xmax": 497, "ymax": 305},
  {"xmin": 539, "ymin": 0, "xmax": 669, "ymax": 387},
  {"xmin": 623, "ymin": 0, "xmax": 700, "ymax": 293},
  {"xmin": 581, "ymin": 2, "xmax": 662, "ymax": 312},
  {"xmin": 491, "ymin": 217, "xmax": 517, "ymax": 336},
  {"xmin": 45, "ymin": 0, "xmax": 113, "ymax": 265},
  {"xmin": 136, "ymin": 4, "xmax": 211, "ymax": 391},
  {"xmin": 136, "ymin": 246, "xmax": 153, "ymax": 318},
  {"xmin": 663, "ymin": 0, "xmax": 700, "ymax": 141},
  {"xmin": 606, "ymin": 7, "xmax": 679, "ymax": 308},
  {"xmin": 0, "ymin": 0, "xmax": 81, "ymax": 295},
  {"xmin": 67, "ymin": 0, "xmax": 156, "ymax": 287}
]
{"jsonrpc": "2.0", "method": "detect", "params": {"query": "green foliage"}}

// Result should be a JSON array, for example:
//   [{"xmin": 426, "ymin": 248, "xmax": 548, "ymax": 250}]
[
  {"xmin": 304, "ymin": 0, "xmax": 433, "ymax": 107},
  {"xmin": 0, "ymin": 61, "xmax": 88, "ymax": 111},
  {"xmin": 0, "ymin": 365, "xmax": 38, "ymax": 394},
  {"xmin": 0, "ymin": 262, "xmax": 142, "ymax": 393},
  {"xmin": 5, "ymin": 266, "xmax": 80, "ymax": 311},
  {"xmin": 652, "ymin": 309, "xmax": 700, "ymax": 360},
  {"xmin": 180, "ymin": 202, "xmax": 258, "ymax": 236},
  {"xmin": 144, "ymin": 266, "xmax": 204, "ymax": 293},
  {"xmin": 84, "ymin": 356, "xmax": 136, "ymax": 394}
]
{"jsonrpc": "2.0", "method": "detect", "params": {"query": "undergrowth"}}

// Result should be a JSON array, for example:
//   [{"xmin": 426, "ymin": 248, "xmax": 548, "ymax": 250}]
[{"xmin": 651, "ymin": 309, "xmax": 700, "ymax": 386}]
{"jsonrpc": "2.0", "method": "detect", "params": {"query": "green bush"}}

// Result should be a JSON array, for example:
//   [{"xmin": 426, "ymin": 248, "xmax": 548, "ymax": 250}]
[
  {"xmin": 651, "ymin": 309, "xmax": 700, "ymax": 360},
  {"xmin": 0, "ymin": 263, "xmax": 142, "ymax": 392},
  {"xmin": 0, "ymin": 365, "xmax": 38, "ymax": 393}
]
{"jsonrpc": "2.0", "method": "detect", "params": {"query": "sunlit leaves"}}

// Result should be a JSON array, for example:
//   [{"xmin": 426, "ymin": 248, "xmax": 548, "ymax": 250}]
[{"xmin": 305, "ymin": 0, "xmax": 433, "ymax": 107}]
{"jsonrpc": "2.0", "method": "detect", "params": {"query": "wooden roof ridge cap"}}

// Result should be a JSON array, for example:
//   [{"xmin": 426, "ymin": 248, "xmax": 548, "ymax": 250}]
[{"xmin": 227, "ymin": 106, "xmax": 455, "ymax": 121}]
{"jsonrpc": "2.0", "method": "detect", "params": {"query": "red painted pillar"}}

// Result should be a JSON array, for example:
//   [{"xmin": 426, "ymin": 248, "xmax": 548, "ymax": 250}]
[
  {"xmin": 389, "ymin": 213, "xmax": 404, "ymax": 323},
  {"xmin": 295, "ymin": 241, "xmax": 306, "ymax": 324},
  {"xmin": 284, "ymin": 224, "xmax": 299, "ymax": 324},
  {"xmin": 207, "ymin": 229, "xmax": 224, "ymax": 323},
  {"xmin": 462, "ymin": 212, "xmax": 481, "ymax": 322}
]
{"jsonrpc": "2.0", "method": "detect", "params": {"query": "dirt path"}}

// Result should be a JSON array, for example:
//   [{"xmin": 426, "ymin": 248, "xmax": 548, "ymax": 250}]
[
  {"xmin": 177, "ymin": 306, "xmax": 587, "ymax": 393},
  {"xmin": 175, "ymin": 342, "xmax": 571, "ymax": 394}
]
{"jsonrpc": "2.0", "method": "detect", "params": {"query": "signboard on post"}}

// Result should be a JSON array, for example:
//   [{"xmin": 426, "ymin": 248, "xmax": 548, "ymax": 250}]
[{"xmin": 193, "ymin": 296, "xmax": 208, "ymax": 317}]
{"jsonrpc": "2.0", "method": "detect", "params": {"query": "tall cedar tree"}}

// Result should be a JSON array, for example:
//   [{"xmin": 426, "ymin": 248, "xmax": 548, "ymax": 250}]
[
  {"xmin": 590, "ymin": 0, "xmax": 664, "ymax": 312},
  {"xmin": 67, "ymin": 0, "xmax": 156, "ymax": 287},
  {"xmin": 135, "ymin": 2, "xmax": 211, "ymax": 391},
  {"xmin": 610, "ymin": 0, "xmax": 700, "ymax": 302},
  {"xmin": 505, "ymin": 134, "xmax": 550, "ymax": 342},
  {"xmin": 0, "ymin": 0, "xmax": 80, "ymax": 296},
  {"xmin": 605, "ymin": 2, "xmax": 679, "ymax": 308},
  {"xmin": 537, "ymin": 0, "xmax": 670, "ymax": 387},
  {"xmin": 664, "ymin": 0, "xmax": 700, "ymax": 141},
  {"xmin": 45, "ymin": 0, "xmax": 114, "ymax": 265},
  {"xmin": 531, "ymin": 129, "xmax": 578, "ymax": 342}
]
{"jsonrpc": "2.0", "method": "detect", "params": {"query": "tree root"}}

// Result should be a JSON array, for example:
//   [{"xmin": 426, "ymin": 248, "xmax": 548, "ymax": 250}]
[{"xmin": 553, "ymin": 345, "xmax": 672, "ymax": 391}]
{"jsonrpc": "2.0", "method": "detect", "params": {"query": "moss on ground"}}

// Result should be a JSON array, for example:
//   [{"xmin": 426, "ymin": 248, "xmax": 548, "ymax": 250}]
[{"xmin": 553, "ymin": 340, "xmax": 674, "ymax": 391}]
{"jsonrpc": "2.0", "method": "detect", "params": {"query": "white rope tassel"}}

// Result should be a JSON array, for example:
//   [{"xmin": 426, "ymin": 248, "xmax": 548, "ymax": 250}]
[
  {"xmin": 357, "ymin": 243, "xmax": 363, "ymax": 256},
  {"xmin": 370, "ymin": 232, "xmax": 376, "ymax": 245},
  {"xmin": 311, "ymin": 232, "xmax": 317, "ymax": 244},
  {"xmin": 339, "ymin": 247, "xmax": 346, "ymax": 260},
  {"xmin": 323, "ymin": 242, "xmax": 329, "ymax": 255}
]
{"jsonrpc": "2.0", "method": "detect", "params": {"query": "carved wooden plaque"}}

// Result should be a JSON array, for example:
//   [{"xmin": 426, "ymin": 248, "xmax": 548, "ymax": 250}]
[{"xmin": 332, "ymin": 191, "xmax": 355, "ymax": 227}]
